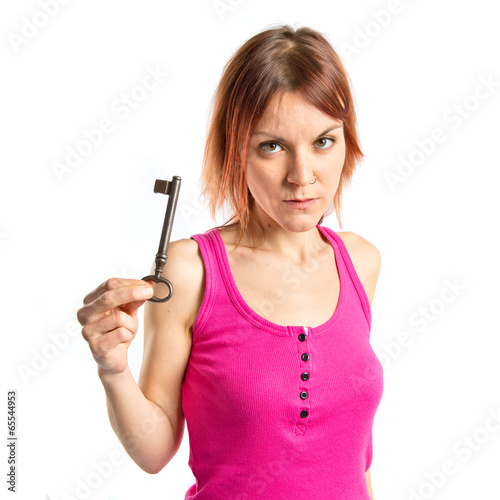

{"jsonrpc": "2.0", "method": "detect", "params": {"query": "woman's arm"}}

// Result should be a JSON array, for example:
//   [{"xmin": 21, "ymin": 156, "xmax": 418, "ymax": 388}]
[
  {"xmin": 138, "ymin": 238, "xmax": 206, "ymax": 472},
  {"xmin": 98, "ymin": 365, "xmax": 177, "ymax": 474},
  {"xmin": 78, "ymin": 277, "xmax": 178, "ymax": 474},
  {"xmin": 78, "ymin": 239, "xmax": 202, "ymax": 474},
  {"xmin": 103, "ymin": 240, "xmax": 201, "ymax": 473},
  {"xmin": 365, "ymin": 468, "xmax": 374, "ymax": 499},
  {"xmin": 338, "ymin": 231, "xmax": 381, "ymax": 500},
  {"xmin": 335, "ymin": 231, "xmax": 382, "ymax": 308}
]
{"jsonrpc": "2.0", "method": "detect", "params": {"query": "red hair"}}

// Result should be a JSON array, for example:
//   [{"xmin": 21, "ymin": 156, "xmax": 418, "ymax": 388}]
[{"xmin": 199, "ymin": 24, "xmax": 364, "ymax": 248}]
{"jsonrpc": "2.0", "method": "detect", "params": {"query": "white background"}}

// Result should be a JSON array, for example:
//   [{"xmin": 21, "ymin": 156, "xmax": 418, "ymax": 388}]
[{"xmin": 1, "ymin": 1, "xmax": 499, "ymax": 499}]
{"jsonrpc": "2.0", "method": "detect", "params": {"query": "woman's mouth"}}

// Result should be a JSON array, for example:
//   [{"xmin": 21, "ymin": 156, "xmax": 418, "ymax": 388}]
[{"xmin": 283, "ymin": 199, "xmax": 317, "ymax": 209}]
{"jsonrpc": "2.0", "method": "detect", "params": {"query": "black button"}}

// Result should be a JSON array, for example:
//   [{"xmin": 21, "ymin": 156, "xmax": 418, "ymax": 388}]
[
  {"xmin": 301, "ymin": 372, "xmax": 309, "ymax": 381},
  {"xmin": 298, "ymin": 333, "xmax": 306, "ymax": 341},
  {"xmin": 301, "ymin": 353, "xmax": 310, "ymax": 361},
  {"xmin": 300, "ymin": 391, "xmax": 308, "ymax": 400},
  {"xmin": 300, "ymin": 410, "xmax": 309, "ymax": 418}
]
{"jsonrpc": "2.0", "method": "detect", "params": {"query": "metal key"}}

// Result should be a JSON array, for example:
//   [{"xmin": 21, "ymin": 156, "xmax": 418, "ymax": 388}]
[{"xmin": 141, "ymin": 175, "xmax": 182, "ymax": 303}]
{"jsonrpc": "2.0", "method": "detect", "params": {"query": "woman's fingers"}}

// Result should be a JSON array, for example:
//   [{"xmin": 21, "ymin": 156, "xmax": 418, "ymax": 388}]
[
  {"xmin": 77, "ymin": 280, "xmax": 153, "ymax": 325},
  {"xmin": 88, "ymin": 327, "xmax": 135, "ymax": 356},
  {"xmin": 82, "ymin": 278, "xmax": 152, "ymax": 306},
  {"xmin": 77, "ymin": 277, "xmax": 155, "ymax": 375},
  {"xmin": 81, "ymin": 308, "xmax": 137, "ymax": 341}
]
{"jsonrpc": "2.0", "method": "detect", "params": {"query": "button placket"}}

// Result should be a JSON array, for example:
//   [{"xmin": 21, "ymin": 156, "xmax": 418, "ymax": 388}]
[{"xmin": 296, "ymin": 326, "xmax": 311, "ymax": 429}]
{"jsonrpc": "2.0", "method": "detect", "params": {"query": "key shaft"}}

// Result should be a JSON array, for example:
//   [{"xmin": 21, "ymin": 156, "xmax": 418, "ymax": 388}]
[{"xmin": 141, "ymin": 175, "xmax": 182, "ymax": 303}]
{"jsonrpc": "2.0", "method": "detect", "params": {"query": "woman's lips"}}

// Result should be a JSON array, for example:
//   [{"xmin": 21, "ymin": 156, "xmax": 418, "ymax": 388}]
[{"xmin": 283, "ymin": 198, "xmax": 317, "ymax": 209}]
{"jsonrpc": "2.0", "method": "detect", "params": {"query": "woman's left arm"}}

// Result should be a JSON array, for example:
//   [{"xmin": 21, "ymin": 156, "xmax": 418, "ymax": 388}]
[
  {"xmin": 338, "ymin": 232, "xmax": 381, "ymax": 500},
  {"xmin": 336, "ymin": 231, "xmax": 382, "ymax": 307},
  {"xmin": 365, "ymin": 468, "xmax": 374, "ymax": 499}
]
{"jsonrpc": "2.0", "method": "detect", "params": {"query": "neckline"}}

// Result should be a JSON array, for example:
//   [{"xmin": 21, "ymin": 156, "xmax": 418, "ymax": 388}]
[{"xmin": 211, "ymin": 224, "xmax": 346, "ymax": 337}]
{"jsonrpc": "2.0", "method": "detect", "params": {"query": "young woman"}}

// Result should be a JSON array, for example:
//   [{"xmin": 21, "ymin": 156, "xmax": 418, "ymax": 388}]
[{"xmin": 77, "ymin": 25, "xmax": 384, "ymax": 500}]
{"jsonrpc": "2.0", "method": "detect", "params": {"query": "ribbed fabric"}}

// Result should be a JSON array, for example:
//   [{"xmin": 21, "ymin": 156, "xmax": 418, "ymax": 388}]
[{"xmin": 181, "ymin": 224, "xmax": 384, "ymax": 500}]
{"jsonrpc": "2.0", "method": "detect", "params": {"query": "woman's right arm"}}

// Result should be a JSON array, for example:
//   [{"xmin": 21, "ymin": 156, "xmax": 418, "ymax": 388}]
[{"xmin": 76, "ymin": 238, "xmax": 205, "ymax": 474}]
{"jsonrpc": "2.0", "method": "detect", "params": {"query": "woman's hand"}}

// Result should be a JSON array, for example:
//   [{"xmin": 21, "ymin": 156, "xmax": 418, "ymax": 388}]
[{"xmin": 77, "ymin": 278, "xmax": 154, "ymax": 376}]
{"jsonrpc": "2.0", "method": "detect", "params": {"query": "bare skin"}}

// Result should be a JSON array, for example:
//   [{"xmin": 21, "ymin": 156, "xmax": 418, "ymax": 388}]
[
  {"xmin": 214, "ymin": 225, "xmax": 381, "ymax": 498},
  {"xmin": 77, "ymin": 91, "xmax": 382, "ymax": 496},
  {"xmin": 76, "ymin": 227, "xmax": 381, "ymax": 481}
]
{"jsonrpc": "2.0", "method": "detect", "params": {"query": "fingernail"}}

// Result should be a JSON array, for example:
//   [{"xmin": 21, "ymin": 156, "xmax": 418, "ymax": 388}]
[{"xmin": 142, "ymin": 286, "xmax": 154, "ymax": 298}]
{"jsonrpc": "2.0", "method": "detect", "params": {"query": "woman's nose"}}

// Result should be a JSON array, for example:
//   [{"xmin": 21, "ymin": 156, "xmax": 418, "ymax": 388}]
[{"xmin": 286, "ymin": 150, "xmax": 315, "ymax": 186}]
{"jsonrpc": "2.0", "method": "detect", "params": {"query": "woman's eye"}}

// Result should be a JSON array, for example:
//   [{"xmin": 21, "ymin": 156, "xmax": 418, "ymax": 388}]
[
  {"xmin": 260, "ymin": 142, "xmax": 283, "ymax": 153},
  {"xmin": 315, "ymin": 137, "xmax": 335, "ymax": 149},
  {"xmin": 259, "ymin": 138, "xmax": 335, "ymax": 153}
]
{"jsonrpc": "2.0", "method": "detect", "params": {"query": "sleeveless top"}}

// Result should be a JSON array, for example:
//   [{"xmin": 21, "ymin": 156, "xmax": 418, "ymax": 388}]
[{"xmin": 181, "ymin": 224, "xmax": 384, "ymax": 500}]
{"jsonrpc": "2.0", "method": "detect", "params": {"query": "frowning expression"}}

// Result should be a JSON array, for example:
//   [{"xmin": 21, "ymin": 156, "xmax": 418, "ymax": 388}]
[{"xmin": 245, "ymin": 91, "xmax": 346, "ymax": 232}]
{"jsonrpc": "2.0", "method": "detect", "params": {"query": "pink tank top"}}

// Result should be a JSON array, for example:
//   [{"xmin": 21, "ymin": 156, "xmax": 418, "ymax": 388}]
[{"xmin": 181, "ymin": 224, "xmax": 384, "ymax": 499}]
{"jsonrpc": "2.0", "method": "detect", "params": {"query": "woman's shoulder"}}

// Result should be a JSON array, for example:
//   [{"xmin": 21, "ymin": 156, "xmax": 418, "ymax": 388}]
[
  {"xmin": 166, "ymin": 237, "xmax": 206, "ymax": 285},
  {"xmin": 332, "ymin": 231, "xmax": 382, "ymax": 307},
  {"xmin": 333, "ymin": 231, "xmax": 381, "ymax": 263},
  {"xmin": 161, "ymin": 238, "xmax": 206, "ymax": 331}
]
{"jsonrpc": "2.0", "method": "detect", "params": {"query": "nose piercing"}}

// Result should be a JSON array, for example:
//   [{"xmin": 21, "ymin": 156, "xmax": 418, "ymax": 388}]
[{"xmin": 310, "ymin": 174, "xmax": 316, "ymax": 184}]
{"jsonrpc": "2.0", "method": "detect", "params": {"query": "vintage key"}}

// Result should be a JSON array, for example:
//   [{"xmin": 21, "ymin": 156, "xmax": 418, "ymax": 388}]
[{"xmin": 141, "ymin": 175, "xmax": 182, "ymax": 303}]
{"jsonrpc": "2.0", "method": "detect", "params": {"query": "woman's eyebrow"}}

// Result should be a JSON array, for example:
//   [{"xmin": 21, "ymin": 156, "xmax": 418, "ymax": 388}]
[{"xmin": 252, "ymin": 124, "xmax": 343, "ymax": 142}]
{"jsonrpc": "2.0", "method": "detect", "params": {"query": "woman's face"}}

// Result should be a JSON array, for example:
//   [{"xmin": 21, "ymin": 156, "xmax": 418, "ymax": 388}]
[{"xmin": 245, "ymin": 91, "xmax": 346, "ymax": 234}]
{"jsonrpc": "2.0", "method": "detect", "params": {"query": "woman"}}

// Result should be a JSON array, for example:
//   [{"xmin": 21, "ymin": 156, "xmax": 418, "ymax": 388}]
[{"xmin": 77, "ymin": 25, "xmax": 384, "ymax": 500}]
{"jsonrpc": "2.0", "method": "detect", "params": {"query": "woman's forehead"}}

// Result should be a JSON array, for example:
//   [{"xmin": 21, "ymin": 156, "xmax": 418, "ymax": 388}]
[{"xmin": 254, "ymin": 91, "xmax": 343, "ymax": 131}]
